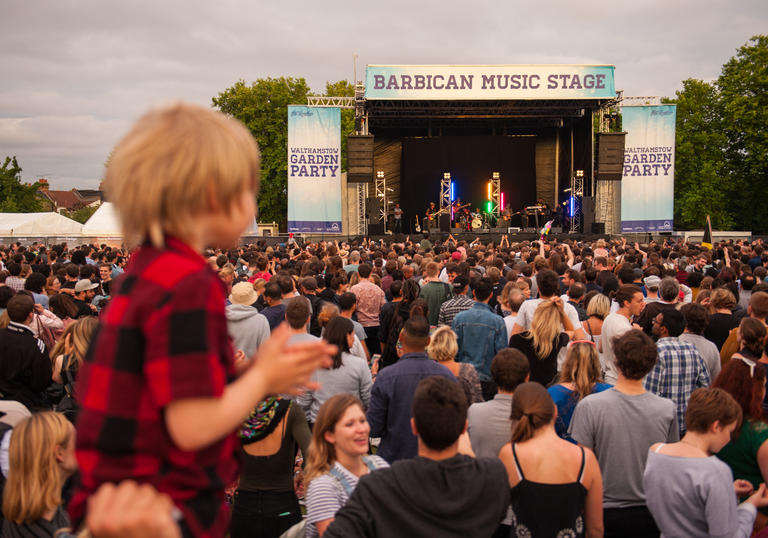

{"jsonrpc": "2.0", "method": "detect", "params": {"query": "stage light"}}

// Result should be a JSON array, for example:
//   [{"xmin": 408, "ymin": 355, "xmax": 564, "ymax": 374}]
[
  {"xmin": 486, "ymin": 201, "xmax": 492, "ymax": 213},
  {"xmin": 487, "ymin": 182, "xmax": 491, "ymax": 200},
  {"xmin": 376, "ymin": 170, "xmax": 384, "ymax": 179},
  {"xmin": 500, "ymin": 192, "xmax": 505, "ymax": 210},
  {"xmin": 492, "ymin": 172, "xmax": 500, "ymax": 180},
  {"xmin": 568, "ymin": 196, "xmax": 576, "ymax": 217},
  {"xmin": 576, "ymin": 170, "xmax": 584, "ymax": 178},
  {"xmin": 443, "ymin": 172, "xmax": 451, "ymax": 180},
  {"xmin": 451, "ymin": 181, "xmax": 455, "ymax": 202}
]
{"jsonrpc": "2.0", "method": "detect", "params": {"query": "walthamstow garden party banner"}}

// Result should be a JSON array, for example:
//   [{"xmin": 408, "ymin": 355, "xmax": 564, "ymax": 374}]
[
  {"xmin": 620, "ymin": 105, "xmax": 677, "ymax": 233},
  {"xmin": 287, "ymin": 106, "xmax": 342, "ymax": 234}
]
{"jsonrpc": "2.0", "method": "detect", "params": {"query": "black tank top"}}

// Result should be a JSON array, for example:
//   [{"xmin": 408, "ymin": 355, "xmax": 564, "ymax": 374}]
[{"xmin": 509, "ymin": 443, "xmax": 587, "ymax": 537}]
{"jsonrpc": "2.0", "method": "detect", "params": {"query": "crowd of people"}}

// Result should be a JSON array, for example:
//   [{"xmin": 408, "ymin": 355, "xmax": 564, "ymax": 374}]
[{"xmin": 2, "ymin": 103, "xmax": 768, "ymax": 537}]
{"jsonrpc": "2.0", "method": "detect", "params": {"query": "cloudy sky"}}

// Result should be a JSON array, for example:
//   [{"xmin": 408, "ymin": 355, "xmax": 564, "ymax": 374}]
[{"xmin": 1, "ymin": 0, "xmax": 765, "ymax": 189}]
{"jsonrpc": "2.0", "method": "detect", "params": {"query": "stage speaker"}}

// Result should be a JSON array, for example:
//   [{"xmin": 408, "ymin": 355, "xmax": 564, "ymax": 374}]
[
  {"xmin": 347, "ymin": 135, "xmax": 375, "ymax": 183},
  {"xmin": 523, "ymin": 227, "xmax": 537, "ymax": 233},
  {"xmin": 429, "ymin": 228, "xmax": 440, "ymax": 235},
  {"xmin": 439, "ymin": 214, "xmax": 450, "ymax": 232},
  {"xmin": 492, "ymin": 227, "xmax": 507, "ymax": 233},
  {"xmin": 591, "ymin": 222, "xmax": 605, "ymax": 234},
  {"xmin": 365, "ymin": 197, "xmax": 381, "ymax": 220},
  {"xmin": 508, "ymin": 227, "xmax": 521, "ymax": 233},
  {"xmin": 596, "ymin": 133, "xmax": 627, "ymax": 181},
  {"xmin": 581, "ymin": 196, "xmax": 595, "ymax": 232},
  {"xmin": 367, "ymin": 223, "xmax": 384, "ymax": 235},
  {"xmin": 550, "ymin": 226, "xmax": 563, "ymax": 234}
]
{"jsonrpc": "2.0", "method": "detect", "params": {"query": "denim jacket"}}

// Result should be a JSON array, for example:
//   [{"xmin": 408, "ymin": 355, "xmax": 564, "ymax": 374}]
[{"xmin": 452, "ymin": 302, "xmax": 508, "ymax": 381}]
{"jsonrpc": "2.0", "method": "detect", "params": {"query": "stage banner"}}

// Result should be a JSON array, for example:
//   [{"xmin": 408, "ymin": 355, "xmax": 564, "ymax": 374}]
[
  {"xmin": 365, "ymin": 65, "xmax": 615, "ymax": 100},
  {"xmin": 620, "ymin": 105, "xmax": 676, "ymax": 233},
  {"xmin": 287, "ymin": 106, "xmax": 342, "ymax": 234}
]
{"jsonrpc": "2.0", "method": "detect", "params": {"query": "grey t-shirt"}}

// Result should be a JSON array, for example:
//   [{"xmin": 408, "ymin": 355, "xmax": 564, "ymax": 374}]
[
  {"xmin": 644, "ymin": 450, "xmax": 756, "ymax": 538},
  {"xmin": 569, "ymin": 388, "xmax": 678, "ymax": 508},
  {"xmin": 679, "ymin": 333, "xmax": 722, "ymax": 380},
  {"xmin": 467, "ymin": 393, "xmax": 515, "ymax": 459}
]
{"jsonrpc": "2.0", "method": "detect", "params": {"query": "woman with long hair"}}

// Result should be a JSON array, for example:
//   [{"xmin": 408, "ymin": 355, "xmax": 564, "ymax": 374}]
[
  {"xmin": 713, "ymin": 358, "xmax": 768, "ymax": 494},
  {"xmin": 229, "ymin": 394, "xmax": 311, "ymax": 538},
  {"xmin": 427, "ymin": 325, "xmax": 482, "ymax": 403},
  {"xmin": 50, "ymin": 316, "xmax": 98, "ymax": 385},
  {"xmin": 548, "ymin": 342, "xmax": 611, "ymax": 441},
  {"xmin": 2, "ymin": 411, "xmax": 78, "ymax": 536},
  {"xmin": 304, "ymin": 394, "xmax": 388, "ymax": 537},
  {"xmin": 296, "ymin": 316, "xmax": 372, "ymax": 426},
  {"xmin": 509, "ymin": 300, "xmax": 571, "ymax": 386},
  {"xmin": 498, "ymin": 382, "xmax": 603, "ymax": 537}
]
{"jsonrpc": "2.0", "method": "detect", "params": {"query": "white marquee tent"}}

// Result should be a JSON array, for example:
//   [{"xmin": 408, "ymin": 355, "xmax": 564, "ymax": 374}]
[
  {"xmin": 82, "ymin": 202, "xmax": 121, "ymax": 237},
  {"xmin": 0, "ymin": 212, "xmax": 83, "ymax": 236},
  {"xmin": 83, "ymin": 202, "xmax": 260, "ymax": 238}
]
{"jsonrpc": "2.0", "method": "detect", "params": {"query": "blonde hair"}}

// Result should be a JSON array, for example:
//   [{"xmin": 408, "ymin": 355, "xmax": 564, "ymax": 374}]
[
  {"xmin": 348, "ymin": 272, "xmax": 361, "ymax": 287},
  {"xmin": 427, "ymin": 326, "xmax": 458, "ymax": 362},
  {"xmin": 49, "ymin": 317, "xmax": 98, "ymax": 372},
  {"xmin": 528, "ymin": 301, "xmax": 563, "ymax": 359},
  {"xmin": 305, "ymin": 394, "xmax": 364, "ymax": 484},
  {"xmin": 586, "ymin": 293, "xmax": 610, "ymax": 319},
  {"xmin": 560, "ymin": 343, "xmax": 602, "ymax": 401},
  {"xmin": 3, "ymin": 412, "xmax": 72, "ymax": 524},
  {"xmin": 252, "ymin": 278, "xmax": 266, "ymax": 293},
  {"xmin": 104, "ymin": 102, "xmax": 260, "ymax": 247}
]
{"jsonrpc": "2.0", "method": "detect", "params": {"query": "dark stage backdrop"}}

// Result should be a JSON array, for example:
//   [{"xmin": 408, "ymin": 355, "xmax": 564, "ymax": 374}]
[{"xmin": 400, "ymin": 136, "xmax": 537, "ymax": 228}]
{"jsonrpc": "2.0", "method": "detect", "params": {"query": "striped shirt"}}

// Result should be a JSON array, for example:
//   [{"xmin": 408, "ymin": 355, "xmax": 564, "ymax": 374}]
[
  {"xmin": 305, "ymin": 456, "xmax": 389, "ymax": 537},
  {"xmin": 644, "ymin": 337, "xmax": 710, "ymax": 437},
  {"xmin": 438, "ymin": 294, "xmax": 475, "ymax": 326}
]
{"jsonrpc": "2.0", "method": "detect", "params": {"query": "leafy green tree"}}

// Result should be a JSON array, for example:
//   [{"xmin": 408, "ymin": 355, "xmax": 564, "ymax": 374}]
[
  {"xmin": 62, "ymin": 204, "xmax": 99, "ymax": 224},
  {"xmin": 0, "ymin": 157, "xmax": 44, "ymax": 212},
  {"xmin": 669, "ymin": 79, "xmax": 733, "ymax": 230},
  {"xmin": 718, "ymin": 35, "xmax": 768, "ymax": 232}
]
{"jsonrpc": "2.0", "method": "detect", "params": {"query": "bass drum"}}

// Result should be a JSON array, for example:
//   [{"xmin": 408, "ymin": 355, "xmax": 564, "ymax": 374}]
[{"xmin": 471, "ymin": 217, "xmax": 483, "ymax": 229}]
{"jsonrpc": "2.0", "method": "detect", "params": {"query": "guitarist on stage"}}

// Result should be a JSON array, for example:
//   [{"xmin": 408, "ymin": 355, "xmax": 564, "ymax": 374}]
[{"xmin": 424, "ymin": 202, "xmax": 438, "ymax": 228}]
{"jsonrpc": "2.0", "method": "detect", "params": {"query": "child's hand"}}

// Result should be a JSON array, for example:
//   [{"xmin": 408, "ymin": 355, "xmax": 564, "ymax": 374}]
[{"xmin": 251, "ymin": 323, "xmax": 335, "ymax": 394}]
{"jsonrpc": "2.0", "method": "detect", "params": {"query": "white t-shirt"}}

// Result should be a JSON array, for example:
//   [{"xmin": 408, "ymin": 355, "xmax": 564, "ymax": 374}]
[
  {"xmin": 601, "ymin": 313, "xmax": 633, "ymax": 384},
  {"xmin": 515, "ymin": 298, "xmax": 581, "ymax": 334}
]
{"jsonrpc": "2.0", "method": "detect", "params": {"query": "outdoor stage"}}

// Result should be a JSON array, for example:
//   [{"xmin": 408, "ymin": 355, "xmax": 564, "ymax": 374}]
[{"xmin": 339, "ymin": 65, "xmax": 625, "ymax": 238}]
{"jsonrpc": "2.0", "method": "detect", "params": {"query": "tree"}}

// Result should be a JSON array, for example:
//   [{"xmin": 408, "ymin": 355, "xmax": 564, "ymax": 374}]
[
  {"xmin": 62, "ymin": 204, "xmax": 99, "ymax": 224},
  {"xmin": 718, "ymin": 35, "xmax": 768, "ymax": 232},
  {"xmin": 0, "ymin": 157, "xmax": 44, "ymax": 212},
  {"xmin": 213, "ymin": 78, "xmax": 355, "ymax": 226},
  {"xmin": 669, "ymin": 79, "xmax": 733, "ymax": 230}
]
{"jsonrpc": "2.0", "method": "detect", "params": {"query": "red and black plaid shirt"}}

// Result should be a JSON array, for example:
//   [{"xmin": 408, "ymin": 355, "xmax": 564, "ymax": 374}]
[{"xmin": 71, "ymin": 238, "xmax": 238, "ymax": 538}]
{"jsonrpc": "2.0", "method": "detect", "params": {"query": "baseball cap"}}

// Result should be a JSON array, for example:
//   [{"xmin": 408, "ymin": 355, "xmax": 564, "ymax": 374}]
[{"xmin": 644, "ymin": 275, "xmax": 661, "ymax": 289}]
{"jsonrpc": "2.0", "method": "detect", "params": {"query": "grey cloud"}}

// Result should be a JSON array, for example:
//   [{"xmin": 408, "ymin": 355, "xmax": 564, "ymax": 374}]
[{"xmin": 1, "ymin": 0, "xmax": 766, "ymax": 188}]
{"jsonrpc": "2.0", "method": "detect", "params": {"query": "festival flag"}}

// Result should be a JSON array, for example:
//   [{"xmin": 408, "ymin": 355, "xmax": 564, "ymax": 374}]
[
  {"xmin": 540, "ymin": 220, "xmax": 553, "ymax": 241},
  {"xmin": 702, "ymin": 215, "xmax": 713, "ymax": 250}
]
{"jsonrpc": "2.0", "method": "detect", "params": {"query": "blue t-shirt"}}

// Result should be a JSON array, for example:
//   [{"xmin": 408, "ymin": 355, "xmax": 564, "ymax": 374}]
[{"xmin": 548, "ymin": 382, "xmax": 612, "ymax": 442}]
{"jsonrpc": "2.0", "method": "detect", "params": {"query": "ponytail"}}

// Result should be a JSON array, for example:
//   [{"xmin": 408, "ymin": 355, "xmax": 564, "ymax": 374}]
[{"xmin": 510, "ymin": 382, "xmax": 555, "ymax": 443}]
